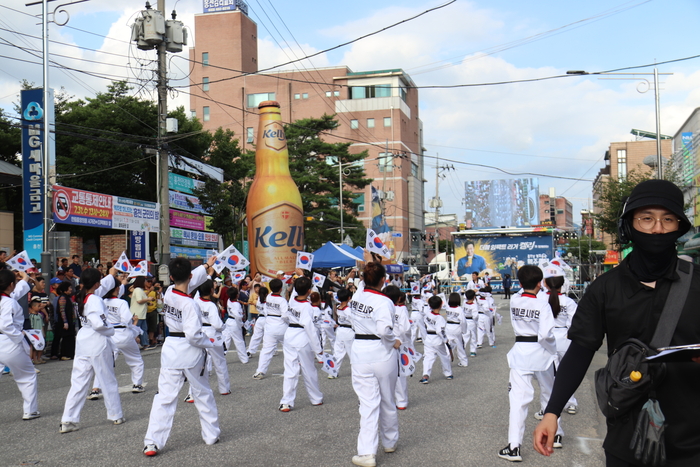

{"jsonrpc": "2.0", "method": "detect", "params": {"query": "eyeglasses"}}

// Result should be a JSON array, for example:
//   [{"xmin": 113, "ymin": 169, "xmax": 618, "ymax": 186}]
[{"xmin": 633, "ymin": 216, "xmax": 680, "ymax": 230}]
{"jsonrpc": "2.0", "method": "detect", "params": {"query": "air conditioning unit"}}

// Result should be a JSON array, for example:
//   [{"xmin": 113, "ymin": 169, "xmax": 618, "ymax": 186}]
[{"xmin": 385, "ymin": 190, "xmax": 395, "ymax": 201}]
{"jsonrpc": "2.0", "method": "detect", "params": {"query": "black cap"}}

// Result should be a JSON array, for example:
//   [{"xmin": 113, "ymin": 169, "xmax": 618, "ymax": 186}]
[{"xmin": 622, "ymin": 180, "xmax": 691, "ymax": 233}]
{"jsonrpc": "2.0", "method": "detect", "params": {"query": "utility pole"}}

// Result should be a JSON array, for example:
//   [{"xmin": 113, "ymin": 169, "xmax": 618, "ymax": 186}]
[
  {"xmin": 434, "ymin": 153, "xmax": 440, "ymax": 259},
  {"xmin": 339, "ymin": 158, "xmax": 343, "ymax": 243},
  {"xmin": 156, "ymin": 0, "xmax": 170, "ymax": 266}
]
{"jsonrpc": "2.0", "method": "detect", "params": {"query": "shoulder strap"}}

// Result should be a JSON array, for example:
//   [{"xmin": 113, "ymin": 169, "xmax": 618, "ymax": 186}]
[{"xmin": 650, "ymin": 259, "xmax": 694, "ymax": 349}]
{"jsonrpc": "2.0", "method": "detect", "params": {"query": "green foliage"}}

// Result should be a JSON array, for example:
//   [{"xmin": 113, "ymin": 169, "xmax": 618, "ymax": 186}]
[
  {"xmin": 562, "ymin": 237, "xmax": 609, "ymax": 260},
  {"xmin": 0, "ymin": 109, "xmax": 20, "ymax": 165}
]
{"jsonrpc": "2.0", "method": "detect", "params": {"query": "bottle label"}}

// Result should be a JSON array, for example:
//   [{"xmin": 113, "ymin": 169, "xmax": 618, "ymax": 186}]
[
  {"xmin": 262, "ymin": 121, "xmax": 287, "ymax": 152},
  {"xmin": 250, "ymin": 201, "xmax": 303, "ymax": 276}
]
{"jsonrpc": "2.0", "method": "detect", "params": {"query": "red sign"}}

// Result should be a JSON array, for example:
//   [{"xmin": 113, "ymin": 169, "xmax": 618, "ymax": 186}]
[{"xmin": 603, "ymin": 250, "xmax": 620, "ymax": 264}]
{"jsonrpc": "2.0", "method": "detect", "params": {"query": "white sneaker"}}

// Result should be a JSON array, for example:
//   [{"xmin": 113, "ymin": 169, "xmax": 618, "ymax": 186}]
[
  {"xmin": 22, "ymin": 412, "xmax": 40, "ymax": 420},
  {"xmin": 184, "ymin": 394, "xmax": 194, "ymax": 403},
  {"xmin": 59, "ymin": 422, "xmax": 79, "ymax": 434},
  {"xmin": 384, "ymin": 444, "xmax": 397, "ymax": 453},
  {"xmin": 132, "ymin": 384, "xmax": 145, "ymax": 393},
  {"xmin": 351, "ymin": 454, "xmax": 377, "ymax": 467},
  {"xmin": 553, "ymin": 434, "xmax": 563, "ymax": 449},
  {"xmin": 113, "ymin": 417, "xmax": 125, "ymax": 425},
  {"xmin": 533, "ymin": 410, "xmax": 544, "ymax": 420},
  {"xmin": 279, "ymin": 404, "xmax": 291, "ymax": 412},
  {"xmin": 566, "ymin": 404, "xmax": 577, "ymax": 415},
  {"xmin": 252, "ymin": 372, "xmax": 265, "ymax": 380},
  {"xmin": 143, "ymin": 444, "xmax": 158, "ymax": 457},
  {"xmin": 87, "ymin": 389, "xmax": 101, "ymax": 400}
]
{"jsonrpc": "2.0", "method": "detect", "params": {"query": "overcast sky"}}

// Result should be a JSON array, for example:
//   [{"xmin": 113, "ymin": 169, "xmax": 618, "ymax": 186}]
[{"xmin": 1, "ymin": 0, "xmax": 699, "ymax": 225}]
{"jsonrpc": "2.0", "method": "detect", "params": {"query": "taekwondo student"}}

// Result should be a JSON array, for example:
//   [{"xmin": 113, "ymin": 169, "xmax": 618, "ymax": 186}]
[
  {"xmin": 143, "ymin": 256, "xmax": 219, "ymax": 457},
  {"xmin": 196, "ymin": 280, "xmax": 230, "ymax": 396},
  {"xmin": 223, "ymin": 287, "xmax": 249, "ymax": 364},
  {"xmin": 0, "ymin": 268, "xmax": 40, "ymax": 420},
  {"xmin": 331, "ymin": 288, "xmax": 354, "ymax": 376},
  {"xmin": 420, "ymin": 295, "xmax": 453, "ymax": 384},
  {"xmin": 383, "ymin": 286, "xmax": 412, "ymax": 410},
  {"xmin": 462, "ymin": 289, "xmax": 479, "ymax": 357},
  {"xmin": 445, "ymin": 292, "xmax": 469, "ymax": 367},
  {"xmin": 498, "ymin": 265, "xmax": 560, "ymax": 462},
  {"xmin": 409, "ymin": 292, "xmax": 427, "ymax": 343},
  {"xmin": 349, "ymin": 261, "xmax": 401, "ymax": 467},
  {"xmin": 60, "ymin": 267, "xmax": 124, "ymax": 433},
  {"xmin": 466, "ymin": 272, "xmax": 484, "ymax": 292},
  {"xmin": 247, "ymin": 286, "xmax": 268, "ymax": 356},
  {"xmin": 252, "ymin": 279, "xmax": 288, "ymax": 380},
  {"xmin": 476, "ymin": 287, "xmax": 496, "ymax": 348}
]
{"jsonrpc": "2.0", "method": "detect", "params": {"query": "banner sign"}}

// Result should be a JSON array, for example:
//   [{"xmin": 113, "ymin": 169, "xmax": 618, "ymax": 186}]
[
  {"xmin": 52, "ymin": 185, "xmax": 159, "ymax": 231},
  {"xmin": 169, "ymin": 209, "xmax": 214, "ymax": 232},
  {"xmin": 168, "ymin": 172, "xmax": 204, "ymax": 195},
  {"xmin": 169, "ymin": 190, "xmax": 208, "ymax": 214},
  {"xmin": 171, "ymin": 245, "xmax": 209, "ymax": 259},
  {"xmin": 203, "ymin": 0, "xmax": 248, "ymax": 14},
  {"xmin": 454, "ymin": 235, "xmax": 552, "ymax": 280},
  {"xmin": 168, "ymin": 154, "xmax": 223, "ymax": 182},
  {"xmin": 130, "ymin": 231, "xmax": 147, "ymax": 260},
  {"xmin": 170, "ymin": 228, "xmax": 218, "ymax": 249}
]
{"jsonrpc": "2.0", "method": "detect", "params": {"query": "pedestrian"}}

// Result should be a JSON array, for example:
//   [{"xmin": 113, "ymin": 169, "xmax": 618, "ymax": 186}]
[
  {"xmin": 348, "ymin": 261, "xmax": 401, "ymax": 467},
  {"xmin": 51, "ymin": 281, "xmax": 75, "ymax": 360},
  {"xmin": 145, "ymin": 278, "xmax": 159, "ymax": 349},
  {"xmin": 503, "ymin": 274, "xmax": 512, "ymax": 299},
  {"xmin": 143, "ymin": 256, "xmax": 218, "ymax": 457},
  {"xmin": 60, "ymin": 268, "xmax": 124, "ymax": 433},
  {"xmin": 419, "ymin": 295, "xmax": 452, "ymax": 384},
  {"xmin": 130, "ymin": 277, "xmax": 152, "ymax": 350},
  {"xmin": 27, "ymin": 296, "xmax": 47, "ymax": 364},
  {"xmin": 534, "ymin": 179, "xmax": 700, "ymax": 466},
  {"xmin": 278, "ymin": 276, "xmax": 324, "ymax": 412},
  {"xmin": 498, "ymin": 265, "xmax": 559, "ymax": 462},
  {"xmin": 0, "ymin": 268, "xmax": 40, "ymax": 420}
]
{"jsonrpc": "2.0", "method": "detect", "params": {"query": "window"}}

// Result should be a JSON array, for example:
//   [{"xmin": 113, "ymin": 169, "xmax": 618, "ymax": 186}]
[
  {"xmin": 544, "ymin": 209, "xmax": 549, "ymax": 214},
  {"xmin": 294, "ymin": 93, "xmax": 300, "ymax": 100},
  {"xmin": 411, "ymin": 162, "xmax": 419, "ymax": 178},
  {"xmin": 350, "ymin": 119, "xmax": 359, "ymax": 129},
  {"xmin": 358, "ymin": 205, "xmax": 365, "ymax": 212},
  {"xmin": 325, "ymin": 91, "xmax": 332, "ymax": 97},
  {"xmin": 334, "ymin": 91, "xmax": 340, "ymax": 97},
  {"xmin": 202, "ymin": 52, "xmax": 209, "ymax": 66},
  {"xmin": 617, "ymin": 149, "xmax": 627, "ymax": 180},
  {"xmin": 247, "ymin": 92, "xmax": 275, "ymax": 108},
  {"xmin": 246, "ymin": 127, "xmax": 254, "ymax": 143},
  {"xmin": 203, "ymin": 106, "xmax": 210, "ymax": 122},
  {"xmin": 190, "ymin": 109, "xmax": 196, "ymax": 118},
  {"xmin": 378, "ymin": 152, "xmax": 393, "ymax": 172},
  {"xmin": 349, "ymin": 84, "xmax": 392, "ymax": 99},
  {"xmin": 399, "ymin": 84, "xmax": 407, "ymax": 102},
  {"xmin": 202, "ymin": 77, "xmax": 209, "ymax": 92},
  {"xmin": 544, "ymin": 200, "xmax": 550, "ymax": 205},
  {"xmin": 384, "ymin": 117, "xmax": 391, "ymax": 127},
  {"xmin": 557, "ymin": 209, "xmax": 564, "ymax": 215},
  {"xmin": 302, "ymin": 93, "xmax": 309, "ymax": 99},
  {"xmin": 367, "ymin": 118, "xmax": 375, "ymax": 128}
]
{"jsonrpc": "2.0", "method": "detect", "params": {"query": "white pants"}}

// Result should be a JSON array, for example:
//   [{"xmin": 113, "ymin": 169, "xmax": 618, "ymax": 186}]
[
  {"xmin": 0, "ymin": 338, "xmax": 38, "ymax": 416},
  {"xmin": 477, "ymin": 314, "xmax": 494, "ymax": 346},
  {"xmin": 222, "ymin": 323, "xmax": 248, "ymax": 363},
  {"xmin": 410, "ymin": 312, "xmax": 426, "ymax": 342},
  {"xmin": 320, "ymin": 326, "xmax": 336, "ymax": 351},
  {"xmin": 256, "ymin": 318, "xmax": 286, "ymax": 374},
  {"xmin": 280, "ymin": 341, "xmax": 323, "ymax": 407},
  {"xmin": 445, "ymin": 323, "xmax": 468, "ymax": 366},
  {"xmin": 422, "ymin": 337, "xmax": 452, "ymax": 378},
  {"xmin": 93, "ymin": 337, "xmax": 144, "ymax": 388},
  {"xmin": 462, "ymin": 318, "xmax": 478, "ymax": 354},
  {"xmin": 247, "ymin": 316, "xmax": 266, "ymax": 355},
  {"xmin": 144, "ymin": 360, "xmax": 220, "ymax": 449},
  {"xmin": 395, "ymin": 375, "xmax": 408, "ymax": 409},
  {"xmin": 508, "ymin": 365, "xmax": 563, "ymax": 448},
  {"xmin": 207, "ymin": 345, "xmax": 230, "ymax": 394},
  {"xmin": 352, "ymin": 357, "xmax": 399, "ymax": 456},
  {"xmin": 62, "ymin": 348, "xmax": 123, "ymax": 423},
  {"xmin": 552, "ymin": 330, "xmax": 578, "ymax": 409},
  {"xmin": 332, "ymin": 327, "xmax": 354, "ymax": 373}
]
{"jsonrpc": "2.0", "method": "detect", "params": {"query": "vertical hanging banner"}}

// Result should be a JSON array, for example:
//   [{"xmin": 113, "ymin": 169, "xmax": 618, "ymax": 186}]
[
  {"xmin": 130, "ymin": 231, "xmax": 147, "ymax": 260},
  {"xmin": 21, "ymin": 88, "xmax": 55, "ymax": 256}
]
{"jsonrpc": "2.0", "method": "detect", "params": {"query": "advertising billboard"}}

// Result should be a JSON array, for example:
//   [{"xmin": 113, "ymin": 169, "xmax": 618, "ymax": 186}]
[
  {"xmin": 463, "ymin": 178, "xmax": 539, "ymax": 228},
  {"xmin": 454, "ymin": 235, "xmax": 552, "ymax": 281}
]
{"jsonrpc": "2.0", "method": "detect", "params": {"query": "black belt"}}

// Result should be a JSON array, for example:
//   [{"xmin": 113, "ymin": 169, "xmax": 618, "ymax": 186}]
[
  {"xmin": 267, "ymin": 314, "xmax": 282, "ymax": 318},
  {"xmin": 169, "ymin": 332, "xmax": 186, "ymax": 338},
  {"xmin": 515, "ymin": 336, "xmax": 538, "ymax": 343},
  {"xmin": 339, "ymin": 324, "xmax": 352, "ymax": 328},
  {"xmin": 354, "ymin": 334, "xmax": 380, "ymax": 340},
  {"xmin": 478, "ymin": 312, "xmax": 485, "ymax": 314},
  {"xmin": 288, "ymin": 323, "xmax": 303, "ymax": 328},
  {"xmin": 447, "ymin": 321, "xmax": 460, "ymax": 325},
  {"xmin": 465, "ymin": 317, "xmax": 473, "ymax": 320},
  {"xmin": 426, "ymin": 330, "xmax": 437, "ymax": 335},
  {"xmin": 113, "ymin": 325, "xmax": 126, "ymax": 329},
  {"xmin": 555, "ymin": 326, "xmax": 567, "ymax": 329},
  {"xmin": 202, "ymin": 323, "xmax": 211, "ymax": 327}
]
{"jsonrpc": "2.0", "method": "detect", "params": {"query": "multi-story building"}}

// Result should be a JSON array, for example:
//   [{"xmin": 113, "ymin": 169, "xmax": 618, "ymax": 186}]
[
  {"xmin": 188, "ymin": 5, "xmax": 425, "ymax": 260},
  {"xmin": 592, "ymin": 138, "xmax": 672, "ymax": 247},
  {"xmin": 669, "ymin": 108, "xmax": 700, "ymax": 228},
  {"xmin": 538, "ymin": 193, "xmax": 573, "ymax": 229}
]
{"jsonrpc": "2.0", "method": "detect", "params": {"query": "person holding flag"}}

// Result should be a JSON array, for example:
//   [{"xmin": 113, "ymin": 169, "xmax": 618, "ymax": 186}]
[{"xmin": 331, "ymin": 288, "xmax": 354, "ymax": 376}]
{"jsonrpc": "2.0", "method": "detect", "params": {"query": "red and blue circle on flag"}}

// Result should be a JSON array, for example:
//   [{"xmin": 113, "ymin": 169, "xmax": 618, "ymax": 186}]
[
  {"xmin": 326, "ymin": 359, "xmax": 335, "ymax": 368},
  {"xmin": 373, "ymin": 237, "xmax": 384, "ymax": 248},
  {"xmin": 227, "ymin": 255, "xmax": 239, "ymax": 266},
  {"xmin": 400, "ymin": 354, "xmax": 410, "ymax": 366},
  {"xmin": 300, "ymin": 255, "xmax": 310, "ymax": 265}
]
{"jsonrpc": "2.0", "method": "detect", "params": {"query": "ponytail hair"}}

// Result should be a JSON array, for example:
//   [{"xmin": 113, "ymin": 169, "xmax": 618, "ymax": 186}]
[
  {"xmin": 545, "ymin": 276, "xmax": 565, "ymax": 318},
  {"xmin": 258, "ymin": 286, "xmax": 268, "ymax": 304},
  {"xmin": 0, "ymin": 269, "xmax": 16, "ymax": 301},
  {"xmin": 77, "ymin": 268, "xmax": 101, "ymax": 318}
]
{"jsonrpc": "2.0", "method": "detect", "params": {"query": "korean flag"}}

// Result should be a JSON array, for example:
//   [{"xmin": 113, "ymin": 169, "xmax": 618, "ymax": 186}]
[
  {"xmin": 410, "ymin": 281, "xmax": 420, "ymax": 294},
  {"xmin": 295, "ymin": 251, "xmax": 314, "ymax": 271},
  {"xmin": 23, "ymin": 329, "xmax": 45, "ymax": 351},
  {"xmin": 366, "ymin": 229, "xmax": 390, "ymax": 258},
  {"xmin": 128, "ymin": 260, "xmax": 149, "ymax": 278},
  {"xmin": 320, "ymin": 353, "xmax": 339, "ymax": 378},
  {"xmin": 209, "ymin": 249, "xmax": 226, "ymax": 275},
  {"xmin": 312, "ymin": 273, "xmax": 326, "ymax": 289},
  {"xmin": 398, "ymin": 345, "xmax": 417, "ymax": 377},
  {"xmin": 231, "ymin": 271, "xmax": 247, "ymax": 283},
  {"xmin": 217, "ymin": 245, "xmax": 250, "ymax": 271},
  {"xmin": 6, "ymin": 250, "xmax": 33, "ymax": 272},
  {"xmin": 116, "ymin": 251, "xmax": 132, "ymax": 274}
]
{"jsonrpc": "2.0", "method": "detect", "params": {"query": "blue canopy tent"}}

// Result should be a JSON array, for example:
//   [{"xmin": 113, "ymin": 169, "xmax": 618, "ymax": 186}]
[{"xmin": 311, "ymin": 241, "xmax": 364, "ymax": 268}]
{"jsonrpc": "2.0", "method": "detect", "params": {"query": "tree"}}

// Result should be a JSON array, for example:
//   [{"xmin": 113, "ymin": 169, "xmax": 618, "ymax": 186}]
[
  {"xmin": 284, "ymin": 115, "xmax": 372, "ymax": 250},
  {"xmin": 562, "ymin": 237, "xmax": 609, "ymax": 260},
  {"xmin": 0, "ymin": 109, "xmax": 20, "ymax": 165}
]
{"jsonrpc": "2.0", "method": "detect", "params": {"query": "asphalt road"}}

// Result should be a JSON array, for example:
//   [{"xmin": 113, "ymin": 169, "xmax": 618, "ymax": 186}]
[{"xmin": 1, "ymin": 295, "xmax": 609, "ymax": 467}]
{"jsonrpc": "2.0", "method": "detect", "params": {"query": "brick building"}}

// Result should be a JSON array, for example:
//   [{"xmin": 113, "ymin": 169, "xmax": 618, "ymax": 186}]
[
  {"xmin": 188, "ymin": 6, "xmax": 425, "ymax": 259},
  {"xmin": 538, "ymin": 193, "xmax": 573, "ymax": 229}
]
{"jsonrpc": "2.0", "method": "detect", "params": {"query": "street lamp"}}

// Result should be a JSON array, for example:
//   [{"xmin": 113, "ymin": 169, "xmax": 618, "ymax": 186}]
[{"xmin": 566, "ymin": 68, "xmax": 671, "ymax": 179}]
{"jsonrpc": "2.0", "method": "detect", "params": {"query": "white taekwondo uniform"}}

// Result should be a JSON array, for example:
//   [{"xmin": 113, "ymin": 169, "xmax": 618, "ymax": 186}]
[
  {"xmin": 476, "ymin": 293, "xmax": 495, "ymax": 347},
  {"xmin": 198, "ymin": 296, "xmax": 230, "ymax": 394},
  {"xmin": 462, "ymin": 299, "xmax": 479, "ymax": 355},
  {"xmin": 61, "ymin": 291, "xmax": 123, "ymax": 424},
  {"xmin": 144, "ymin": 266, "xmax": 219, "ymax": 450},
  {"xmin": 466, "ymin": 278, "xmax": 484, "ymax": 292},
  {"xmin": 0, "ymin": 280, "xmax": 38, "ymax": 418},
  {"xmin": 223, "ymin": 299, "xmax": 248, "ymax": 363},
  {"xmin": 246, "ymin": 297, "xmax": 266, "ymax": 355},
  {"xmin": 349, "ymin": 288, "xmax": 399, "ymax": 456},
  {"xmin": 280, "ymin": 297, "xmax": 323, "ymax": 407},
  {"xmin": 409, "ymin": 296, "xmax": 426, "ymax": 343},
  {"xmin": 393, "ymin": 303, "xmax": 412, "ymax": 409},
  {"xmin": 506, "ymin": 291, "xmax": 561, "ymax": 450},
  {"xmin": 97, "ymin": 296, "xmax": 144, "ymax": 388},
  {"xmin": 445, "ymin": 305, "xmax": 469, "ymax": 366},
  {"xmin": 332, "ymin": 303, "xmax": 354, "ymax": 374},
  {"xmin": 254, "ymin": 293, "xmax": 288, "ymax": 376},
  {"xmin": 422, "ymin": 310, "xmax": 452, "ymax": 378},
  {"xmin": 318, "ymin": 303, "xmax": 336, "ymax": 351}
]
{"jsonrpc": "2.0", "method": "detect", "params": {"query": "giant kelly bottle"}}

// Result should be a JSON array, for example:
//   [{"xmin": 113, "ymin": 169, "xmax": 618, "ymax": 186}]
[{"xmin": 246, "ymin": 101, "xmax": 304, "ymax": 278}]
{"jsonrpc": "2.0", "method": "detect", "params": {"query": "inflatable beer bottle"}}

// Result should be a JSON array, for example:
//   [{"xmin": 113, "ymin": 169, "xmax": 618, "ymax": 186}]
[{"xmin": 246, "ymin": 101, "xmax": 304, "ymax": 278}]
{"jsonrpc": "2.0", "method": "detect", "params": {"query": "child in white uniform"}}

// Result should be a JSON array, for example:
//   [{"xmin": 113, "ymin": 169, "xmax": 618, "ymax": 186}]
[
  {"xmin": 445, "ymin": 293, "xmax": 469, "ymax": 367},
  {"xmin": 0, "ymin": 269, "xmax": 39, "ymax": 420},
  {"xmin": 143, "ymin": 257, "xmax": 218, "ymax": 457},
  {"xmin": 476, "ymin": 289, "xmax": 495, "ymax": 348},
  {"xmin": 409, "ymin": 293, "xmax": 426, "ymax": 343},
  {"xmin": 223, "ymin": 288, "xmax": 249, "ymax": 364},
  {"xmin": 252, "ymin": 279, "xmax": 288, "ymax": 380},
  {"xmin": 279, "ymin": 276, "xmax": 324, "ymax": 412},
  {"xmin": 349, "ymin": 262, "xmax": 401, "ymax": 467},
  {"xmin": 420, "ymin": 296, "xmax": 452, "ymax": 384},
  {"xmin": 247, "ymin": 287, "xmax": 268, "ymax": 356},
  {"xmin": 331, "ymin": 288, "xmax": 353, "ymax": 377},
  {"xmin": 498, "ymin": 265, "xmax": 560, "ymax": 462},
  {"xmin": 383, "ymin": 286, "xmax": 412, "ymax": 410},
  {"xmin": 61, "ymin": 268, "xmax": 124, "ymax": 433},
  {"xmin": 462, "ymin": 290, "xmax": 479, "ymax": 357},
  {"xmin": 197, "ymin": 280, "xmax": 230, "ymax": 395}
]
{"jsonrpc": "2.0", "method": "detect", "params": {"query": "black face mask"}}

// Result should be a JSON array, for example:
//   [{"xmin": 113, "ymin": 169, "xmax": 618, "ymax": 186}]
[{"xmin": 627, "ymin": 229, "xmax": 681, "ymax": 282}]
